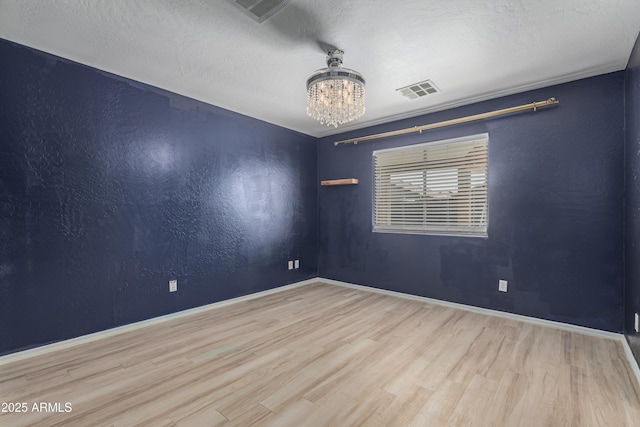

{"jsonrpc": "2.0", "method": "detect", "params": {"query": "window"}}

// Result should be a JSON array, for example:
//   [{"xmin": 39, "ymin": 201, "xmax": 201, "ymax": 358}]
[{"xmin": 373, "ymin": 133, "xmax": 488, "ymax": 236}]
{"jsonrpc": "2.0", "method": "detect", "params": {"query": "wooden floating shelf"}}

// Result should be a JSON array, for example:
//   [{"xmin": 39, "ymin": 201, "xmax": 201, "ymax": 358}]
[{"xmin": 321, "ymin": 178, "xmax": 359, "ymax": 186}]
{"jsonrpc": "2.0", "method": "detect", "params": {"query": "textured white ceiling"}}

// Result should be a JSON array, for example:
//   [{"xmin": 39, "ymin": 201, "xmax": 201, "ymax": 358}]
[{"xmin": 1, "ymin": 0, "xmax": 639, "ymax": 137}]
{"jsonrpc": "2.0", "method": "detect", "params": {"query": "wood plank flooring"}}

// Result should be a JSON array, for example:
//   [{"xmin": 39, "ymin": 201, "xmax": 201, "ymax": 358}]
[{"xmin": 1, "ymin": 282, "xmax": 639, "ymax": 426}]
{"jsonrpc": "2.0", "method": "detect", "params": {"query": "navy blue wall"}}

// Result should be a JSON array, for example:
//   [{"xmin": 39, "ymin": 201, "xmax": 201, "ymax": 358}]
[
  {"xmin": 0, "ymin": 39, "xmax": 317, "ymax": 355},
  {"xmin": 625, "ymin": 32, "xmax": 640, "ymax": 365},
  {"xmin": 318, "ymin": 73, "xmax": 625, "ymax": 332},
  {"xmin": 0, "ymin": 37, "xmax": 630, "ymax": 356}
]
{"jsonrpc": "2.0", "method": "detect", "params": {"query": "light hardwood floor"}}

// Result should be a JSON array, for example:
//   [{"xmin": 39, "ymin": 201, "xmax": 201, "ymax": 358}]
[{"xmin": 1, "ymin": 282, "xmax": 639, "ymax": 426}]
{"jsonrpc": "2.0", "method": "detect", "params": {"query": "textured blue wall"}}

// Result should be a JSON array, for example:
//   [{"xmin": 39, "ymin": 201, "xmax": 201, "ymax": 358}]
[
  {"xmin": 0, "ymin": 39, "xmax": 318, "ymax": 355},
  {"xmin": 625, "ymin": 32, "xmax": 640, "ymax": 364},
  {"xmin": 0, "ymin": 37, "xmax": 630, "ymax": 356},
  {"xmin": 318, "ymin": 73, "xmax": 624, "ymax": 332}
]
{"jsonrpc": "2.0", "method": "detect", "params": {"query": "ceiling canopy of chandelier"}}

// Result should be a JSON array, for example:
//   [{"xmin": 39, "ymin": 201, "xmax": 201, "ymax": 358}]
[{"xmin": 306, "ymin": 49, "xmax": 366, "ymax": 128}]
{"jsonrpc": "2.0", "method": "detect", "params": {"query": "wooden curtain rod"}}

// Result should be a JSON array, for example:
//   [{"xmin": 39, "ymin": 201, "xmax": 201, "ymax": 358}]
[{"xmin": 333, "ymin": 97, "xmax": 559, "ymax": 146}]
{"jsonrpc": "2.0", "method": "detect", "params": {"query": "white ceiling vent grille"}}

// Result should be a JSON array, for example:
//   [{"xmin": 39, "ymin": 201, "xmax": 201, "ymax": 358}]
[
  {"xmin": 396, "ymin": 80, "xmax": 440, "ymax": 100},
  {"xmin": 233, "ymin": 0, "xmax": 290, "ymax": 23}
]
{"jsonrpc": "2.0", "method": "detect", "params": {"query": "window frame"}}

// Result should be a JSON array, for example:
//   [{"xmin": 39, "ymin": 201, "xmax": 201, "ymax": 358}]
[{"xmin": 372, "ymin": 133, "xmax": 489, "ymax": 237}]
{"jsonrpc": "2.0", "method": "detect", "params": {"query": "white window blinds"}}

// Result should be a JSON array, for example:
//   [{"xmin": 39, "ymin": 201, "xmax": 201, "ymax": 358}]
[{"xmin": 373, "ymin": 134, "xmax": 488, "ymax": 236}]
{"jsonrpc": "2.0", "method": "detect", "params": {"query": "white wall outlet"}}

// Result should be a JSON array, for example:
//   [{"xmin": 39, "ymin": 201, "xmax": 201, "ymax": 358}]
[
  {"xmin": 498, "ymin": 280, "xmax": 508, "ymax": 292},
  {"xmin": 294, "ymin": 259, "xmax": 299, "ymax": 269},
  {"xmin": 635, "ymin": 313, "xmax": 639, "ymax": 333},
  {"xmin": 169, "ymin": 279, "xmax": 177, "ymax": 292},
  {"xmin": 288, "ymin": 260, "xmax": 293, "ymax": 270}
]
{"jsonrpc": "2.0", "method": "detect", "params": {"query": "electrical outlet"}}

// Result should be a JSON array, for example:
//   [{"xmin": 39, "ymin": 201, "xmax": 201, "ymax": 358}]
[
  {"xmin": 498, "ymin": 280, "xmax": 508, "ymax": 292},
  {"xmin": 294, "ymin": 259, "xmax": 299, "ymax": 269},
  {"xmin": 169, "ymin": 279, "xmax": 177, "ymax": 292},
  {"xmin": 635, "ymin": 313, "xmax": 639, "ymax": 333},
  {"xmin": 288, "ymin": 260, "xmax": 293, "ymax": 270}
]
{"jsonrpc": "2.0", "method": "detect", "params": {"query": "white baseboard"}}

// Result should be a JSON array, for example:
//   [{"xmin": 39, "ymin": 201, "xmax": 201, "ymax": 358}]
[
  {"xmin": 319, "ymin": 278, "xmax": 621, "ymax": 340},
  {"xmin": 319, "ymin": 277, "xmax": 640, "ymax": 387},
  {"xmin": 4, "ymin": 275, "xmax": 639, "ymax": 390},
  {"xmin": 0, "ymin": 278, "xmax": 318, "ymax": 366},
  {"xmin": 621, "ymin": 336, "xmax": 640, "ymax": 389}
]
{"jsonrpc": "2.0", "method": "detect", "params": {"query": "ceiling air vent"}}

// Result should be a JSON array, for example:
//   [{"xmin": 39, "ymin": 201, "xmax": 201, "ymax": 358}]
[
  {"xmin": 396, "ymin": 80, "xmax": 439, "ymax": 100},
  {"xmin": 233, "ymin": 0, "xmax": 290, "ymax": 23}
]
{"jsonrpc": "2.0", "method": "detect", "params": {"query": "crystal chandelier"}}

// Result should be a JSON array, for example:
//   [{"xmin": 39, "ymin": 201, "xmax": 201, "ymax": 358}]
[{"xmin": 306, "ymin": 49, "xmax": 366, "ymax": 128}]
